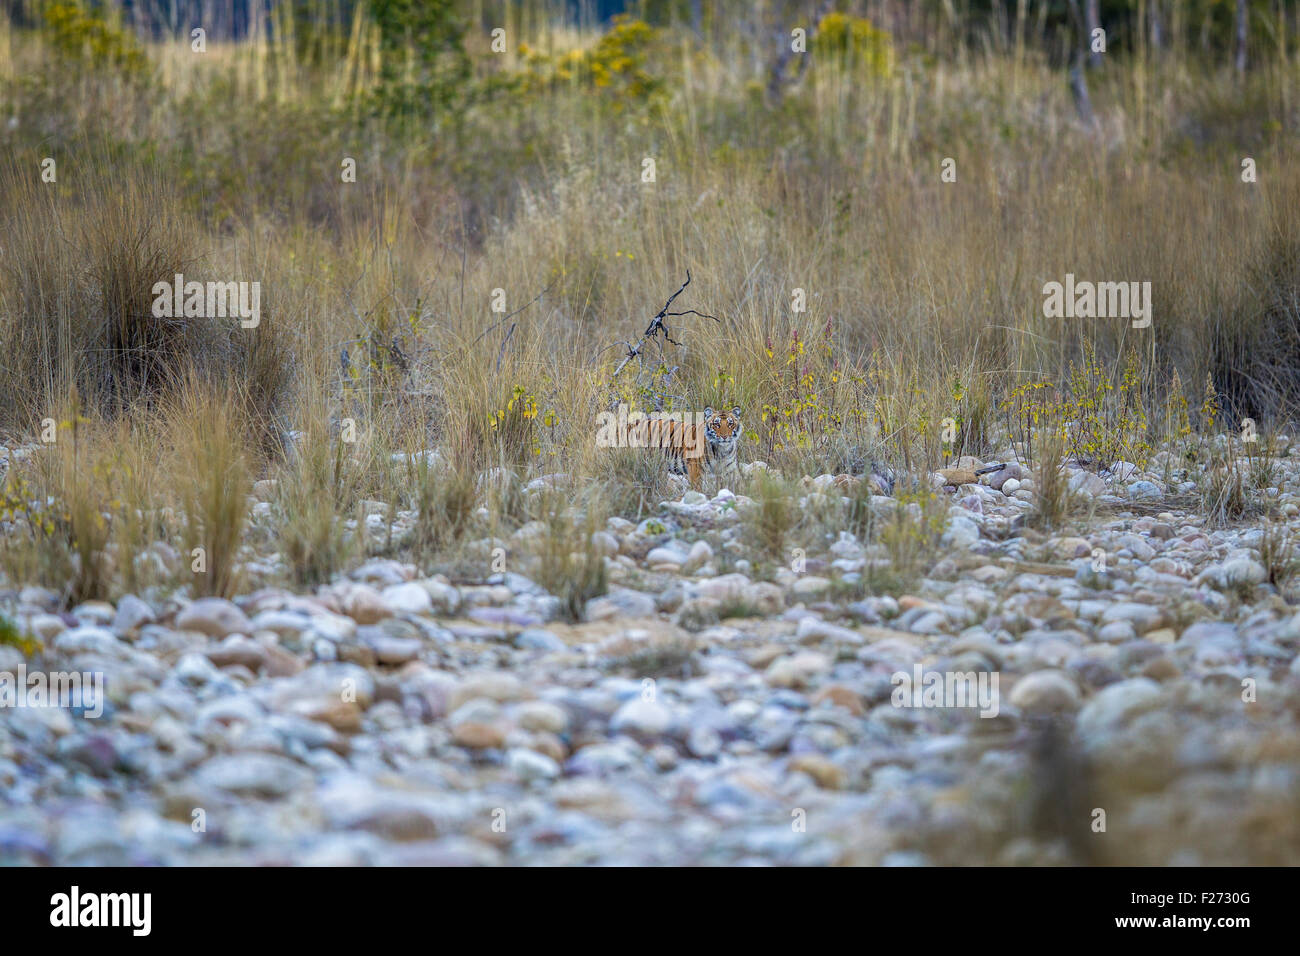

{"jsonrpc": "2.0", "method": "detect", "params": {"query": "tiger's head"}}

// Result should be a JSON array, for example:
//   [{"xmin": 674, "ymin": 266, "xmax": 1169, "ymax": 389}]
[{"xmin": 703, "ymin": 406, "xmax": 742, "ymax": 454}]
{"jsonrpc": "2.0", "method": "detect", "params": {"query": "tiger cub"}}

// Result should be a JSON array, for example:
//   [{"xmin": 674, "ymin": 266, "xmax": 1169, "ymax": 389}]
[{"xmin": 661, "ymin": 405, "xmax": 742, "ymax": 490}]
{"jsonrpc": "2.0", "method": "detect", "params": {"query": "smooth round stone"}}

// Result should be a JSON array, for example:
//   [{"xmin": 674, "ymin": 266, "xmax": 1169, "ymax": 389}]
[
  {"xmin": 1008, "ymin": 670, "xmax": 1081, "ymax": 714},
  {"xmin": 506, "ymin": 747, "xmax": 561, "ymax": 781},
  {"xmin": 175, "ymin": 598, "xmax": 254, "ymax": 638},
  {"xmin": 609, "ymin": 699, "xmax": 673, "ymax": 738},
  {"xmin": 381, "ymin": 583, "xmax": 433, "ymax": 616}
]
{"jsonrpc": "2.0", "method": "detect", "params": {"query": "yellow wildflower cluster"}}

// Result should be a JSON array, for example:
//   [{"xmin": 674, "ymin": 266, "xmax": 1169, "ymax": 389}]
[
  {"xmin": 999, "ymin": 345, "xmax": 1152, "ymax": 468},
  {"xmin": 1200, "ymin": 373, "xmax": 1221, "ymax": 431},
  {"xmin": 515, "ymin": 17, "xmax": 660, "ymax": 101},
  {"xmin": 0, "ymin": 613, "xmax": 41, "ymax": 658},
  {"xmin": 812, "ymin": 13, "xmax": 894, "ymax": 78},
  {"xmin": 0, "ymin": 474, "xmax": 65, "ymax": 539},
  {"xmin": 754, "ymin": 323, "xmax": 867, "ymax": 456},
  {"xmin": 1164, "ymin": 369, "xmax": 1193, "ymax": 443},
  {"xmin": 43, "ymin": 3, "xmax": 150, "ymax": 79},
  {"xmin": 488, "ymin": 384, "xmax": 550, "ymax": 456}
]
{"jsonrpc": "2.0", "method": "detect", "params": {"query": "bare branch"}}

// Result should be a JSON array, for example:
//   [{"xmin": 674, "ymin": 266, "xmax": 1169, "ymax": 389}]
[{"xmin": 610, "ymin": 271, "xmax": 719, "ymax": 380}]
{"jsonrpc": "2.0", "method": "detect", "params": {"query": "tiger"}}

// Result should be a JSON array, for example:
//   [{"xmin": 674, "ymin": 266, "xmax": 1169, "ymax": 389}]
[
  {"xmin": 659, "ymin": 405, "xmax": 743, "ymax": 490},
  {"xmin": 618, "ymin": 405, "xmax": 743, "ymax": 490}
]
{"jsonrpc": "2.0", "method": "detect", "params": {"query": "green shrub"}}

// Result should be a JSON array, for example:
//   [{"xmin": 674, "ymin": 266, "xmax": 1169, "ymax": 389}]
[{"xmin": 43, "ymin": 3, "xmax": 151, "ymax": 81}]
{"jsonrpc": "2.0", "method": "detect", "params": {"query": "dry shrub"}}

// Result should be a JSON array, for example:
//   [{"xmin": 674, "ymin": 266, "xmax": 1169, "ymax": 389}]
[
  {"xmin": 1031, "ymin": 428, "xmax": 1071, "ymax": 531},
  {"xmin": 275, "ymin": 410, "xmax": 359, "ymax": 589},
  {"xmin": 170, "ymin": 382, "xmax": 251, "ymax": 598},
  {"xmin": 528, "ymin": 483, "xmax": 608, "ymax": 622},
  {"xmin": 0, "ymin": 156, "xmax": 292, "ymax": 447}
]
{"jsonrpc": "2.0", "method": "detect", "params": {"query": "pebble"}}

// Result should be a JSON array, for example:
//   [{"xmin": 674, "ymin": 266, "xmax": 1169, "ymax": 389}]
[
  {"xmin": 609, "ymin": 699, "xmax": 674, "ymax": 738},
  {"xmin": 1008, "ymin": 670, "xmax": 1081, "ymax": 714},
  {"xmin": 175, "ymin": 598, "xmax": 254, "ymax": 638},
  {"xmin": 113, "ymin": 595, "xmax": 156, "ymax": 634},
  {"xmin": 381, "ymin": 583, "xmax": 434, "ymax": 616}
]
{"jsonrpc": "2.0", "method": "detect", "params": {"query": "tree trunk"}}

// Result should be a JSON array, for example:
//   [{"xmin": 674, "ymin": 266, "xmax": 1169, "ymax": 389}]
[
  {"xmin": 1070, "ymin": 57, "xmax": 1096, "ymax": 127},
  {"xmin": 1086, "ymin": 0, "xmax": 1102, "ymax": 67},
  {"xmin": 766, "ymin": 0, "xmax": 834, "ymax": 105},
  {"xmin": 1066, "ymin": 0, "xmax": 1097, "ymax": 128},
  {"xmin": 1235, "ymin": 0, "xmax": 1248, "ymax": 74}
]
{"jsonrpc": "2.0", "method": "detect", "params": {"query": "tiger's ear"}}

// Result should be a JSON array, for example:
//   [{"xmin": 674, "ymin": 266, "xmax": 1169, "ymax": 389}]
[
  {"xmin": 704, "ymin": 406, "xmax": 714, "ymax": 419},
  {"xmin": 731, "ymin": 406, "xmax": 742, "ymax": 419}
]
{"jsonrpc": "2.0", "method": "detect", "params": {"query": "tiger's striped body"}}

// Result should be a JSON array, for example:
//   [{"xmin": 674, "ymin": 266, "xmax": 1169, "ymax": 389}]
[{"xmin": 623, "ymin": 405, "xmax": 742, "ymax": 490}]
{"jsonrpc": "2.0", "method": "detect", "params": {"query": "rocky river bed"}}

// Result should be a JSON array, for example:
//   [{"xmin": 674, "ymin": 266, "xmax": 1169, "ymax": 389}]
[{"xmin": 2, "ymin": 451, "xmax": 1300, "ymax": 866}]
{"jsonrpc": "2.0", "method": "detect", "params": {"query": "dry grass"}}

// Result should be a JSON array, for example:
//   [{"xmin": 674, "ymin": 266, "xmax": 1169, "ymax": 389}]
[
  {"xmin": 1030, "ymin": 427, "xmax": 1072, "ymax": 531},
  {"xmin": 1260, "ymin": 519, "xmax": 1300, "ymax": 593},
  {"xmin": 745, "ymin": 471, "xmax": 801, "ymax": 563},
  {"xmin": 0, "ymin": 5, "xmax": 1296, "ymax": 604},
  {"xmin": 171, "ymin": 382, "xmax": 251, "ymax": 599},
  {"xmin": 527, "ymin": 483, "xmax": 608, "ymax": 622}
]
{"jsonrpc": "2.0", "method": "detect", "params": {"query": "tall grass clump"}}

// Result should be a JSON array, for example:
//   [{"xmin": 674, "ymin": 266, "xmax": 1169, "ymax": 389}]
[
  {"xmin": 745, "ymin": 470, "xmax": 801, "ymax": 564},
  {"xmin": 171, "ymin": 384, "xmax": 251, "ymax": 599},
  {"xmin": 275, "ymin": 410, "xmax": 359, "ymax": 589},
  {"xmin": 1030, "ymin": 427, "xmax": 1071, "ymax": 531},
  {"xmin": 411, "ymin": 453, "xmax": 478, "ymax": 563},
  {"xmin": 527, "ymin": 483, "xmax": 608, "ymax": 622},
  {"xmin": 0, "ymin": 390, "xmax": 112, "ymax": 604},
  {"xmin": 0, "ymin": 156, "xmax": 292, "ymax": 446}
]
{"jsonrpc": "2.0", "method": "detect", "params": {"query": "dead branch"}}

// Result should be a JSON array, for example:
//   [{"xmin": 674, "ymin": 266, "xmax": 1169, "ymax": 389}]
[{"xmin": 610, "ymin": 270, "xmax": 718, "ymax": 380}]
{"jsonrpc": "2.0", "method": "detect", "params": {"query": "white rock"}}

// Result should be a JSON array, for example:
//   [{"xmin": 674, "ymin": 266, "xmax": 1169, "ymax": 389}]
[
  {"xmin": 646, "ymin": 546, "xmax": 686, "ymax": 567},
  {"xmin": 514, "ymin": 700, "xmax": 569, "ymax": 734},
  {"xmin": 382, "ymin": 582, "xmax": 434, "ymax": 616},
  {"xmin": 196, "ymin": 754, "xmax": 312, "ymax": 797},
  {"xmin": 205, "ymin": 634, "xmax": 269, "ymax": 670},
  {"xmin": 683, "ymin": 540, "xmax": 714, "ymax": 573},
  {"xmin": 419, "ymin": 578, "xmax": 461, "ymax": 615},
  {"xmin": 1077, "ymin": 678, "xmax": 1163, "ymax": 739},
  {"xmin": 590, "ymin": 531, "xmax": 619, "ymax": 557},
  {"xmin": 175, "ymin": 598, "xmax": 253, "ymax": 638},
  {"xmin": 610, "ymin": 698, "xmax": 674, "ymax": 737},
  {"xmin": 1129, "ymin": 480, "xmax": 1162, "ymax": 500},
  {"xmin": 944, "ymin": 515, "xmax": 980, "ymax": 549},
  {"xmin": 1009, "ymin": 670, "xmax": 1081, "ymax": 714},
  {"xmin": 791, "ymin": 576, "xmax": 831, "ymax": 599},
  {"xmin": 341, "ymin": 584, "xmax": 391, "ymax": 625},
  {"xmin": 796, "ymin": 616, "xmax": 862, "ymax": 644},
  {"xmin": 53, "ymin": 626, "xmax": 125, "ymax": 657},
  {"xmin": 1067, "ymin": 471, "xmax": 1106, "ymax": 498},
  {"xmin": 766, "ymin": 652, "xmax": 830, "ymax": 688},
  {"xmin": 507, "ymin": 747, "xmax": 561, "ymax": 781},
  {"xmin": 113, "ymin": 595, "xmax": 156, "ymax": 633},
  {"xmin": 28, "ymin": 613, "xmax": 67, "ymax": 640},
  {"xmin": 307, "ymin": 611, "xmax": 358, "ymax": 643}
]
